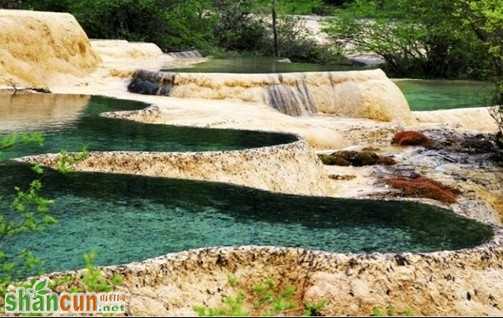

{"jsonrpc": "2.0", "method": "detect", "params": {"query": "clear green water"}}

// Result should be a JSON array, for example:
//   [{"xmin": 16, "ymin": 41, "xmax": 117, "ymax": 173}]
[
  {"xmin": 395, "ymin": 80, "xmax": 496, "ymax": 111},
  {"xmin": 0, "ymin": 162, "xmax": 493, "ymax": 276},
  {"xmin": 0, "ymin": 94, "xmax": 296, "ymax": 160},
  {"xmin": 163, "ymin": 56, "xmax": 372, "ymax": 73}
]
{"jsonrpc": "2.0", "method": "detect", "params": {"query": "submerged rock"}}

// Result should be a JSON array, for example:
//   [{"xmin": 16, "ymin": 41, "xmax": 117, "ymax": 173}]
[
  {"xmin": 127, "ymin": 78, "xmax": 160, "ymax": 95},
  {"xmin": 319, "ymin": 151, "xmax": 396, "ymax": 167}
]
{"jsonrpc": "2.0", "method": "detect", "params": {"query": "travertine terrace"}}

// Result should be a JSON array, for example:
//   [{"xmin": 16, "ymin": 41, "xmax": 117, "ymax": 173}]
[{"xmin": 1, "ymin": 10, "xmax": 502, "ymax": 317}]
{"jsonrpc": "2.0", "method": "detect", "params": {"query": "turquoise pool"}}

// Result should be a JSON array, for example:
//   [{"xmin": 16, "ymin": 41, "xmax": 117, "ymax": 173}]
[
  {"xmin": 395, "ymin": 80, "xmax": 495, "ymax": 111},
  {"xmin": 0, "ymin": 162, "xmax": 493, "ymax": 276},
  {"xmin": 0, "ymin": 94, "xmax": 296, "ymax": 160}
]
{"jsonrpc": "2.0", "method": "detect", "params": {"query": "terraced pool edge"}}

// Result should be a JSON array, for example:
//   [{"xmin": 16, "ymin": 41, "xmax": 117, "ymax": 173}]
[{"xmin": 5, "ymin": 93, "xmax": 503, "ymax": 315}]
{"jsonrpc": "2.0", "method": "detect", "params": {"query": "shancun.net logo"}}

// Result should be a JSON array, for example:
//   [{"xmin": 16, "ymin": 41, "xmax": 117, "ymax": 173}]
[{"xmin": 4, "ymin": 279, "xmax": 128, "ymax": 314}]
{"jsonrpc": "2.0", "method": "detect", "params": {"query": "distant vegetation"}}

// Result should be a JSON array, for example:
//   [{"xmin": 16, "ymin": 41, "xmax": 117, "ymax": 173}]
[
  {"xmin": 2, "ymin": 0, "xmax": 347, "ymax": 64},
  {"xmin": 255, "ymin": 0, "xmax": 352, "ymax": 15},
  {"xmin": 325, "ymin": 0, "xmax": 502, "ymax": 130},
  {"xmin": 326, "ymin": 0, "xmax": 502, "ymax": 81}
]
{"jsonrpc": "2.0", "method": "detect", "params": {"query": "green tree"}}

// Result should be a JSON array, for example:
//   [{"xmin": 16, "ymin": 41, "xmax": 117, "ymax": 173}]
[
  {"xmin": 326, "ymin": 0, "xmax": 501, "ymax": 79},
  {"xmin": 459, "ymin": 0, "xmax": 502, "ymax": 144},
  {"xmin": 213, "ymin": 0, "xmax": 267, "ymax": 52}
]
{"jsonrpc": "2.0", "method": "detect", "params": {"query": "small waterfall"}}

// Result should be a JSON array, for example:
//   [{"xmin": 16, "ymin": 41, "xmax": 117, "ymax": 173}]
[
  {"xmin": 265, "ymin": 82, "xmax": 317, "ymax": 116},
  {"xmin": 167, "ymin": 50, "xmax": 203, "ymax": 59},
  {"xmin": 263, "ymin": 74, "xmax": 318, "ymax": 116},
  {"xmin": 127, "ymin": 69, "xmax": 412, "ymax": 122},
  {"xmin": 128, "ymin": 70, "xmax": 319, "ymax": 116}
]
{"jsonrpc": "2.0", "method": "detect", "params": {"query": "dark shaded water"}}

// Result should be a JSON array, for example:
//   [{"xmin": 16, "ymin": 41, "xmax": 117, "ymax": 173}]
[{"xmin": 0, "ymin": 162, "xmax": 493, "ymax": 276}]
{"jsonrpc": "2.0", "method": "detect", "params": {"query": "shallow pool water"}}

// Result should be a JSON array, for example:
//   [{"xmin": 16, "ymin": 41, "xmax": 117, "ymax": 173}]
[
  {"xmin": 0, "ymin": 94, "xmax": 296, "ymax": 160},
  {"xmin": 163, "ymin": 56, "xmax": 372, "ymax": 73},
  {"xmin": 0, "ymin": 162, "xmax": 493, "ymax": 276},
  {"xmin": 395, "ymin": 80, "xmax": 496, "ymax": 111}
]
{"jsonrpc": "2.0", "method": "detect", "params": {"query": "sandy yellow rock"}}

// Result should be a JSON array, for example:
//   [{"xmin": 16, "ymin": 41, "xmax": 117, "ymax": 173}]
[{"xmin": 0, "ymin": 10, "xmax": 101, "ymax": 87}]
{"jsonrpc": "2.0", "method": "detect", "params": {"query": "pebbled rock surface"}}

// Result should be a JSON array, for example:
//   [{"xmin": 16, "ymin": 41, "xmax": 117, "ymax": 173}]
[{"xmin": 20, "ymin": 140, "xmax": 334, "ymax": 196}]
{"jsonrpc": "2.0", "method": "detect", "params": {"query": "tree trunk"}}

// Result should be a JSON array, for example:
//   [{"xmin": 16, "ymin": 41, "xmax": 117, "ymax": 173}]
[{"xmin": 272, "ymin": 0, "xmax": 279, "ymax": 57}]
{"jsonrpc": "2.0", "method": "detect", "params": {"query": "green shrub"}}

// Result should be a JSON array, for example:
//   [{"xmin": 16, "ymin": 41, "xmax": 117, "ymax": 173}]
[
  {"xmin": 54, "ymin": 148, "xmax": 89, "ymax": 175},
  {"xmin": 194, "ymin": 276, "xmax": 326, "ymax": 316},
  {"xmin": 371, "ymin": 305, "xmax": 415, "ymax": 317},
  {"xmin": 81, "ymin": 251, "xmax": 123, "ymax": 293},
  {"xmin": 194, "ymin": 292, "xmax": 249, "ymax": 317},
  {"xmin": 0, "ymin": 133, "xmax": 53, "ymax": 303},
  {"xmin": 255, "ymin": 0, "xmax": 340, "ymax": 15},
  {"xmin": 304, "ymin": 300, "xmax": 327, "ymax": 316},
  {"xmin": 213, "ymin": 0, "xmax": 267, "ymax": 52}
]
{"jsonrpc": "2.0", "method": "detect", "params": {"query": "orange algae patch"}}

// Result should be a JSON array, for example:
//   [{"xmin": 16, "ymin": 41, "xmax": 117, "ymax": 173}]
[{"xmin": 386, "ymin": 175, "xmax": 461, "ymax": 204}]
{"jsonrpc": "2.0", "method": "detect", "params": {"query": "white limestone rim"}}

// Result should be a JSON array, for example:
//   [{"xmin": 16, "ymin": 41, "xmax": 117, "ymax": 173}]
[
  {"xmin": 41, "ymin": 225, "xmax": 503, "ymax": 283},
  {"xmin": 119, "ymin": 228, "xmax": 503, "ymax": 270},
  {"xmin": 135, "ymin": 68, "xmax": 393, "ymax": 86},
  {"xmin": 17, "ymin": 137, "xmax": 311, "ymax": 165}
]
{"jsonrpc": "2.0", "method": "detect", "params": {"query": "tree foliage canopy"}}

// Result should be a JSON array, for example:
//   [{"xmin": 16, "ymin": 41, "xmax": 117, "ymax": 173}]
[{"xmin": 326, "ymin": 0, "xmax": 502, "ymax": 80}]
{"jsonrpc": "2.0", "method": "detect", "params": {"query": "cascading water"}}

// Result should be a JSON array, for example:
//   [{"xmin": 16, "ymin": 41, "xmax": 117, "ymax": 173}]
[
  {"xmin": 128, "ymin": 71, "xmax": 318, "ymax": 116},
  {"xmin": 128, "ymin": 70, "xmax": 319, "ymax": 116},
  {"xmin": 166, "ymin": 50, "xmax": 203, "ymax": 59},
  {"xmin": 265, "ymin": 81, "xmax": 317, "ymax": 116},
  {"xmin": 127, "ymin": 69, "xmax": 413, "ymax": 122}
]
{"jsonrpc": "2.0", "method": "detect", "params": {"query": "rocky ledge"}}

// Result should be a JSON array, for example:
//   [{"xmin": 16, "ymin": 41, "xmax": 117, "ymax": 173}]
[{"xmin": 19, "ymin": 139, "xmax": 334, "ymax": 196}]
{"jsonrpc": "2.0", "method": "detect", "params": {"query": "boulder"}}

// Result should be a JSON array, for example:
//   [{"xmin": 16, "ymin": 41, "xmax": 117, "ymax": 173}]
[{"xmin": 0, "ymin": 10, "xmax": 101, "ymax": 87}]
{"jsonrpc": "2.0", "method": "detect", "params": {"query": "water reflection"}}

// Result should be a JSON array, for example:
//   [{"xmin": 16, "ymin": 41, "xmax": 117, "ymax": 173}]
[{"xmin": 0, "ymin": 93, "xmax": 90, "ymax": 132}]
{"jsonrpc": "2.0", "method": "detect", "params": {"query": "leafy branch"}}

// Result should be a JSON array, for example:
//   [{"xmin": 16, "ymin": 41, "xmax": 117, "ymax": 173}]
[{"xmin": 194, "ymin": 276, "xmax": 326, "ymax": 317}]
